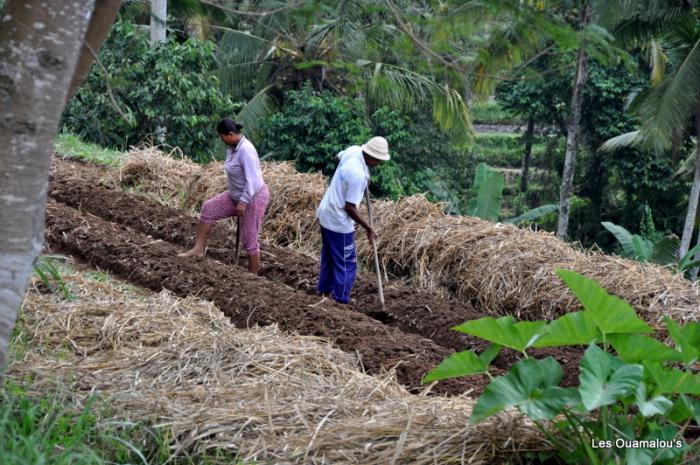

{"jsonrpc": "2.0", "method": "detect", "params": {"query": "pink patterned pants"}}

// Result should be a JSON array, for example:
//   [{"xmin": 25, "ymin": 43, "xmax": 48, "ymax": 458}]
[{"xmin": 200, "ymin": 184, "xmax": 270, "ymax": 255}]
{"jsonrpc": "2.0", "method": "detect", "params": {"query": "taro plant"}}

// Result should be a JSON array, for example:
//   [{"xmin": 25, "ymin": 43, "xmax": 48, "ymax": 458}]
[{"xmin": 424, "ymin": 269, "xmax": 700, "ymax": 465}]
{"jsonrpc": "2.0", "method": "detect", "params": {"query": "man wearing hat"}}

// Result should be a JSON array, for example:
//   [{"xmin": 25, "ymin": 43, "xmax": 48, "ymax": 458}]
[{"xmin": 316, "ymin": 136, "xmax": 390, "ymax": 304}]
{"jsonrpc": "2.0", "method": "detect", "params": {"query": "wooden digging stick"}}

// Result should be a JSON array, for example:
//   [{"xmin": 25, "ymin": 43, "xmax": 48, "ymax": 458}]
[
  {"xmin": 235, "ymin": 216, "xmax": 241, "ymax": 265},
  {"xmin": 365, "ymin": 188, "xmax": 385, "ymax": 311}
]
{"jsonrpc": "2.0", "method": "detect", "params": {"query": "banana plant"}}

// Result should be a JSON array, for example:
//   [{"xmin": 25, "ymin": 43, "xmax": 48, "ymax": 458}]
[
  {"xmin": 424, "ymin": 269, "xmax": 699, "ymax": 465},
  {"xmin": 467, "ymin": 162, "xmax": 557, "ymax": 225}
]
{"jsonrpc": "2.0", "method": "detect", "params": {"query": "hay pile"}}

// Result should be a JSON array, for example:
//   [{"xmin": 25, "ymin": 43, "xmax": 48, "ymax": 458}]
[
  {"xmin": 258, "ymin": 162, "xmax": 326, "ymax": 250},
  {"xmin": 112, "ymin": 146, "xmax": 201, "ymax": 208},
  {"xmin": 112, "ymin": 148, "xmax": 700, "ymax": 323},
  {"xmin": 124, "ymin": 152, "xmax": 328, "ymax": 250},
  {"xmin": 9, "ymin": 266, "xmax": 542, "ymax": 464},
  {"xmin": 356, "ymin": 195, "xmax": 700, "ymax": 323}
]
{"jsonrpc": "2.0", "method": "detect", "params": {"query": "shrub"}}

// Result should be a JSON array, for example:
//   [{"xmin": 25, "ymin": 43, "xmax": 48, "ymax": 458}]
[
  {"xmin": 259, "ymin": 85, "xmax": 370, "ymax": 174},
  {"xmin": 425, "ymin": 270, "xmax": 700, "ymax": 465},
  {"xmin": 62, "ymin": 21, "xmax": 239, "ymax": 162}
]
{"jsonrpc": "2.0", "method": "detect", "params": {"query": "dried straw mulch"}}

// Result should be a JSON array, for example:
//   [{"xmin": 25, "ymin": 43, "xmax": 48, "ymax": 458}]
[
  {"xmin": 357, "ymin": 196, "xmax": 700, "ymax": 323},
  {"xmin": 111, "ymin": 146, "xmax": 201, "ymax": 208},
  {"xmin": 9, "ymin": 266, "xmax": 542, "ymax": 464},
  {"xmin": 114, "ymin": 148, "xmax": 700, "ymax": 324}
]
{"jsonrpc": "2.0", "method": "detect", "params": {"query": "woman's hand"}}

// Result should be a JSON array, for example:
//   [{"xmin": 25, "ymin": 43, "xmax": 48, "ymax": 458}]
[{"xmin": 234, "ymin": 202, "xmax": 247, "ymax": 216}]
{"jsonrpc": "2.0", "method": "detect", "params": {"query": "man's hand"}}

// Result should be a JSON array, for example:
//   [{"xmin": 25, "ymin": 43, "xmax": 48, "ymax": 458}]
[
  {"xmin": 234, "ymin": 202, "xmax": 247, "ymax": 216},
  {"xmin": 366, "ymin": 226, "xmax": 377, "ymax": 243}
]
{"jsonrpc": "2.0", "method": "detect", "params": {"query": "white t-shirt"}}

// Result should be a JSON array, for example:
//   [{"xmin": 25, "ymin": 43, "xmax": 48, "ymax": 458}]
[{"xmin": 316, "ymin": 145, "xmax": 369, "ymax": 234}]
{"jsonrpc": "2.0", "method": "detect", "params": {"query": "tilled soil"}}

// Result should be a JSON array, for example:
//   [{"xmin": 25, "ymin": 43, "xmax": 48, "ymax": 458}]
[{"xmin": 47, "ymin": 157, "xmax": 584, "ymax": 394}]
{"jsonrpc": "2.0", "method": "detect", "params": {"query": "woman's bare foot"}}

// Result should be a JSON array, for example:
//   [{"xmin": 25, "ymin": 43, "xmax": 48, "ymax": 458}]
[{"xmin": 178, "ymin": 248, "xmax": 205, "ymax": 258}]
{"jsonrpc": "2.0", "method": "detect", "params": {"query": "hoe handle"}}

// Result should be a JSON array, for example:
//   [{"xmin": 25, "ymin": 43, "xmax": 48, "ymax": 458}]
[
  {"xmin": 235, "ymin": 216, "xmax": 241, "ymax": 266},
  {"xmin": 365, "ymin": 188, "xmax": 385, "ymax": 311}
]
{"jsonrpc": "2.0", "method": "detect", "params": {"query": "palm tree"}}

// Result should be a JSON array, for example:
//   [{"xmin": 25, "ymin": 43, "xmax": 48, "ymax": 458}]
[
  {"xmin": 600, "ymin": 0, "xmax": 700, "ymax": 260},
  {"xmin": 415, "ymin": 0, "xmax": 626, "ymax": 239},
  {"xmin": 212, "ymin": 0, "xmax": 474, "ymax": 143}
]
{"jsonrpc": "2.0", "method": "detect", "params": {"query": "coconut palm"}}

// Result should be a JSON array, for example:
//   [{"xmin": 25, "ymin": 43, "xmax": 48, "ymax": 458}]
[
  {"xmin": 212, "ymin": 0, "xmax": 473, "ymax": 143},
  {"xmin": 600, "ymin": 0, "xmax": 700, "ymax": 260}
]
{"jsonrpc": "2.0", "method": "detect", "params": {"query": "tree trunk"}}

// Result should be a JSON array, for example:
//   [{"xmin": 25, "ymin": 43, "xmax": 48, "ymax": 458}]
[
  {"xmin": 679, "ymin": 106, "xmax": 700, "ymax": 260},
  {"xmin": 150, "ymin": 0, "xmax": 167, "ymax": 43},
  {"xmin": 556, "ymin": 46, "xmax": 588, "ymax": 240},
  {"xmin": 520, "ymin": 116, "xmax": 535, "ymax": 193},
  {"xmin": 65, "ymin": 0, "xmax": 122, "ymax": 105},
  {"xmin": 556, "ymin": 3, "xmax": 590, "ymax": 241},
  {"xmin": 0, "ymin": 0, "xmax": 96, "ymax": 377}
]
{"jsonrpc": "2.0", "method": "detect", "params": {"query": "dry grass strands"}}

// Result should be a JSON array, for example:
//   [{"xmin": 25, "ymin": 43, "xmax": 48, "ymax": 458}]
[
  {"xmin": 259, "ymin": 162, "xmax": 326, "ymax": 250},
  {"xmin": 355, "ymin": 195, "xmax": 700, "ymax": 323},
  {"xmin": 10, "ymin": 268, "xmax": 543, "ymax": 465},
  {"xmin": 112, "ymin": 145, "xmax": 202, "ymax": 208}
]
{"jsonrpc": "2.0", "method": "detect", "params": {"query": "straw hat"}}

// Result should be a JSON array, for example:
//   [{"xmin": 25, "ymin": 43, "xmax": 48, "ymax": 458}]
[{"xmin": 361, "ymin": 136, "xmax": 390, "ymax": 161}]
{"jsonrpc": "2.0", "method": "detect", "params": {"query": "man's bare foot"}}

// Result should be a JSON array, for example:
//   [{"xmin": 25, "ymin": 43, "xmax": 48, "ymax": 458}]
[{"xmin": 178, "ymin": 248, "xmax": 205, "ymax": 258}]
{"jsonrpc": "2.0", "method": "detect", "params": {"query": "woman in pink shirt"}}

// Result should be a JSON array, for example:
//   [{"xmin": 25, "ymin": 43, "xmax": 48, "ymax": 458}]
[{"xmin": 179, "ymin": 118, "xmax": 270, "ymax": 274}]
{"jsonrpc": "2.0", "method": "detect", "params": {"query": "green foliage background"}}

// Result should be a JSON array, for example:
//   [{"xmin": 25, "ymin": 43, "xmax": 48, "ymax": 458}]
[{"xmin": 63, "ymin": 21, "xmax": 239, "ymax": 162}]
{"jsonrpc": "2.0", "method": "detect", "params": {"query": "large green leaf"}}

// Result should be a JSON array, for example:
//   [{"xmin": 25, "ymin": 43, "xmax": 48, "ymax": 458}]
[
  {"xmin": 634, "ymin": 383, "xmax": 673, "ymax": 417},
  {"xmin": 645, "ymin": 362, "xmax": 700, "ymax": 395},
  {"xmin": 608, "ymin": 334, "xmax": 682, "ymax": 363},
  {"xmin": 556, "ymin": 270, "xmax": 652, "ymax": 335},
  {"xmin": 466, "ymin": 163, "xmax": 504, "ymax": 221},
  {"xmin": 668, "ymin": 394, "xmax": 700, "ymax": 424},
  {"xmin": 471, "ymin": 357, "xmax": 576, "ymax": 422},
  {"xmin": 506, "ymin": 204, "xmax": 558, "ymax": 225},
  {"xmin": 532, "ymin": 311, "xmax": 601, "ymax": 347},
  {"xmin": 601, "ymin": 221, "xmax": 637, "ymax": 258},
  {"xmin": 631, "ymin": 234, "xmax": 655, "ymax": 261},
  {"xmin": 679, "ymin": 243, "xmax": 700, "ymax": 271},
  {"xmin": 664, "ymin": 317, "xmax": 699, "ymax": 366},
  {"xmin": 649, "ymin": 236, "xmax": 680, "ymax": 266},
  {"xmin": 453, "ymin": 316, "xmax": 546, "ymax": 352},
  {"xmin": 578, "ymin": 344, "xmax": 643, "ymax": 411},
  {"xmin": 422, "ymin": 347, "xmax": 496, "ymax": 383}
]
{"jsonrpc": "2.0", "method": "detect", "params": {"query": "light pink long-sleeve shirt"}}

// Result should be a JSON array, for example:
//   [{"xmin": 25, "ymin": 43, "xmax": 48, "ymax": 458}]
[{"xmin": 224, "ymin": 136, "xmax": 265, "ymax": 204}]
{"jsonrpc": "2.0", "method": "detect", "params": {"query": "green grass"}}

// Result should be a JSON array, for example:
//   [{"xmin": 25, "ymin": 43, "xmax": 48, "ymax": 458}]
[
  {"xmin": 0, "ymin": 381, "xmax": 253, "ymax": 465},
  {"xmin": 470, "ymin": 102, "xmax": 521, "ymax": 125},
  {"xmin": 54, "ymin": 132, "xmax": 124, "ymax": 166},
  {"xmin": 0, "ymin": 382, "xmax": 138, "ymax": 465}
]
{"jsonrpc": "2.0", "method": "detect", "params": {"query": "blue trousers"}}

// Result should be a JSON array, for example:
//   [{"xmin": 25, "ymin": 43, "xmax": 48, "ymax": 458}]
[{"xmin": 318, "ymin": 226, "xmax": 357, "ymax": 304}]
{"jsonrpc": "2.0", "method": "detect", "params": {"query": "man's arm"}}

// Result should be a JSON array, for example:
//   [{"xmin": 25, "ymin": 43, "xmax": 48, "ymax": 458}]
[{"xmin": 345, "ymin": 202, "xmax": 377, "ymax": 242}]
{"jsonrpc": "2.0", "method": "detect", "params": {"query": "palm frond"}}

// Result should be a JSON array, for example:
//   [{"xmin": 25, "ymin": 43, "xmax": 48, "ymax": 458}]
[
  {"xmin": 506, "ymin": 204, "xmax": 558, "ymax": 225},
  {"xmin": 595, "ymin": 0, "xmax": 688, "ymax": 34},
  {"xmin": 236, "ymin": 85, "xmax": 277, "ymax": 144},
  {"xmin": 216, "ymin": 30, "xmax": 270, "ymax": 97},
  {"xmin": 649, "ymin": 39, "xmax": 667, "ymax": 86},
  {"xmin": 599, "ymin": 130, "xmax": 642, "ymax": 152},
  {"xmin": 432, "ymin": 85, "xmax": 474, "ymax": 145},
  {"xmin": 365, "ymin": 62, "xmax": 431, "ymax": 113},
  {"xmin": 637, "ymin": 38, "xmax": 700, "ymax": 151}
]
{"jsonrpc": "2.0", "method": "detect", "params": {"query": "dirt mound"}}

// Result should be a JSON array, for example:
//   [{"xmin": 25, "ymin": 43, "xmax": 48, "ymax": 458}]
[
  {"xmin": 49, "ymin": 158, "xmax": 584, "ymax": 382},
  {"xmin": 45, "ymin": 199, "xmax": 491, "ymax": 396}
]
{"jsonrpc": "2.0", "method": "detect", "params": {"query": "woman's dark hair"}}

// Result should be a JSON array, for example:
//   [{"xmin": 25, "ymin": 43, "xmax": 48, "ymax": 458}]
[{"xmin": 217, "ymin": 118, "xmax": 243, "ymax": 135}]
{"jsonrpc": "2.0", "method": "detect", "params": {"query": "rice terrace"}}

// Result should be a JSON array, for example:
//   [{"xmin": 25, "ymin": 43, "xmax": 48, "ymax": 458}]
[{"xmin": 4, "ymin": 1, "xmax": 700, "ymax": 464}]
